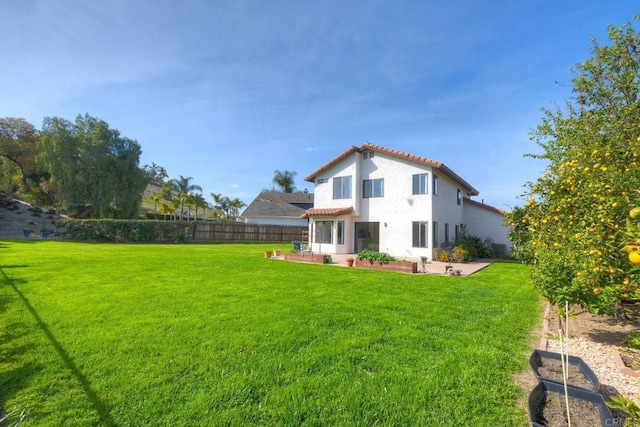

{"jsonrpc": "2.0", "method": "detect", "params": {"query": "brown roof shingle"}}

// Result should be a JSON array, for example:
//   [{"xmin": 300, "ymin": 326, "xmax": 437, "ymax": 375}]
[{"xmin": 243, "ymin": 191, "xmax": 314, "ymax": 218}]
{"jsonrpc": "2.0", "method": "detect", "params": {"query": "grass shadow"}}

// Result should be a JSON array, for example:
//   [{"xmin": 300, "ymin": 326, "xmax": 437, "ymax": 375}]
[{"xmin": 0, "ymin": 267, "xmax": 116, "ymax": 426}]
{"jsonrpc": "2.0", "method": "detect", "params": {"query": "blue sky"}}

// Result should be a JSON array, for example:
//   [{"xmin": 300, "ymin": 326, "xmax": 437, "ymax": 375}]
[{"xmin": 1, "ymin": 1, "xmax": 637, "ymax": 210}]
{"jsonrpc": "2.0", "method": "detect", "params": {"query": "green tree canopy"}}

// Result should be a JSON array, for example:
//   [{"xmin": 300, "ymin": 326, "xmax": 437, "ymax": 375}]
[
  {"xmin": 506, "ymin": 17, "xmax": 640, "ymax": 314},
  {"xmin": 272, "ymin": 169, "xmax": 297, "ymax": 193},
  {"xmin": 167, "ymin": 175, "xmax": 202, "ymax": 221},
  {"xmin": 0, "ymin": 117, "xmax": 40, "ymax": 195},
  {"xmin": 39, "ymin": 114, "xmax": 147, "ymax": 218}
]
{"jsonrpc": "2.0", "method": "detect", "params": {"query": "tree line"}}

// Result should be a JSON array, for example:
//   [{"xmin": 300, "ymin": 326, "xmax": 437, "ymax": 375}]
[
  {"xmin": 0, "ymin": 113, "xmax": 300, "ymax": 220},
  {"xmin": 0, "ymin": 114, "xmax": 146, "ymax": 218},
  {"xmin": 144, "ymin": 170, "xmax": 247, "ymax": 222}
]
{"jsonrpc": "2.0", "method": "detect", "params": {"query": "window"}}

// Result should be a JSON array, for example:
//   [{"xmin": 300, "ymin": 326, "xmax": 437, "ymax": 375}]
[
  {"xmin": 315, "ymin": 221, "xmax": 333, "ymax": 244},
  {"xmin": 433, "ymin": 174, "xmax": 438, "ymax": 195},
  {"xmin": 333, "ymin": 176, "xmax": 352, "ymax": 199},
  {"xmin": 444, "ymin": 223, "xmax": 450, "ymax": 244},
  {"xmin": 455, "ymin": 224, "xmax": 460, "ymax": 240},
  {"xmin": 363, "ymin": 178, "xmax": 384, "ymax": 198},
  {"xmin": 317, "ymin": 178, "xmax": 328, "ymax": 184},
  {"xmin": 337, "ymin": 221, "xmax": 345, "ymax": 244},
  {"xmin": 363, "ymin": 151, "xmax": 375, "ymax": 159},
  {"xmin": 432, "ymin": 221, "xmax": 439, "ymax": 247},
  {"xmin": 412, "ymin": 173, "xmax": 428, "ymax": 194},
  {"xmin": 457, "ymin": 189, "xmax": 462, "ymax": 205},
  {"xmin": 412, "ymin": 221, "xmax": 428, "ymax": 248}
]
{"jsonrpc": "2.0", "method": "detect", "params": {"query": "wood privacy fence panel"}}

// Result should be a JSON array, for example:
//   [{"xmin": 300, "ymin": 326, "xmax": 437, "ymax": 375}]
[{"xmin": 193, "ymin": 222, "xmax": 308, "ymax": 243}]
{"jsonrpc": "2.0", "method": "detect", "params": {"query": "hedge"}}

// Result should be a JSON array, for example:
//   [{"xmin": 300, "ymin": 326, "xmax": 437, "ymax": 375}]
[{"xmin": 55, "ymin": 219, "xmax": 196, "ymax": 242}]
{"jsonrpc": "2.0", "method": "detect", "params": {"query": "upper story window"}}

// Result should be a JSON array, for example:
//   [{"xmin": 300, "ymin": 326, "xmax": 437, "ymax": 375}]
[
  {"xmin": 457, "ymin": 189, "xmax": 462, "ymax": 205},
  {"xmin": 362, "ymin": 151, "xmax": 375, "ymax": 159},
  {"xmin": 317, "ymin": 178, "xmax": 328, "ymax": 184},
  {"xmin": 363, "ymin": 178, "xmax": 384, "ymax": 198},
  {"xmin": 412, "ymin": 173, "xmax": 428, "ymax": 195},
  {"xmin": 433, "ymin": 174, "xmax": 439, "ymax": 196},
  {"xmin": 333, "ymin": 175, "xmax": 352, "ymax": 199}
]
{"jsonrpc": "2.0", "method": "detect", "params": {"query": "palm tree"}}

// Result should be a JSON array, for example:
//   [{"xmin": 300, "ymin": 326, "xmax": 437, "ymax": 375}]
[
  {"xmin": 193, "ymin": 193, "xmax": 208, "ymax": 220},
  {"xmin": 218, "ymin": 196, "xmax": 231, "ymax": 220},
  {"xmin": 273, "ymin": 170, "xmax": 297, "ymax": 193},
  {"xmin": 211, "ymin": 193, "xmax": 232, "ymax": 219},
  {"xmin": 149, "ymin": 191, "xmax": 163, "ymax": 220},
  {"xmin": 143, "ymin": 162, "xmax": 168, "ymax": 184},
  {"xmin": 168, "ymin": 176, "xmax": 202, "ymax": 221},
  {"xmin": 185, "ymin": 193, "xmax": 196, "ymax": 221},
  {"xmin": 159, "ymin": 202, "xmax": 172, "ymax": 220},
  {"xmin": 170, "ymin": 197, "xmax": 181, "ymax": 221},
  {"xmin": 229, "ymin": 198, "xmax": 246, "ymax": 221}
]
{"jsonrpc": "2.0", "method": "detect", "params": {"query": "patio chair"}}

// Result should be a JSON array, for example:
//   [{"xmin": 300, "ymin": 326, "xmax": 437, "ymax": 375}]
[{"xmin": 292, "ymin": 240, "xmax": 310, "ymax": 254}]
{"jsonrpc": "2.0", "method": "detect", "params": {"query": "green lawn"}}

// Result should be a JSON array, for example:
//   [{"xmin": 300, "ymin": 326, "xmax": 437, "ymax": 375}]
[{"xmin": 0, "ymin": 242, "xmax": 540, "ymax": 426}]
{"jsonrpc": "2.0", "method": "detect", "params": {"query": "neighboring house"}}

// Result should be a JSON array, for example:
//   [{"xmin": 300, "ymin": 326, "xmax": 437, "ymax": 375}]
[
  {"xmin": 243, "ymin": 191, "xmax": 313, "ymax": 226},
  {"xmin": 301, "ymin": 142, "xmax": 511, "ymax": 259}
]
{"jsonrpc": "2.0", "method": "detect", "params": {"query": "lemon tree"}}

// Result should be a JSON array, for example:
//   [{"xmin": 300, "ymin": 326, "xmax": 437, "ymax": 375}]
[{"xmin": 506, "ymin": 17, "xmax": 640, "ymax": 314}]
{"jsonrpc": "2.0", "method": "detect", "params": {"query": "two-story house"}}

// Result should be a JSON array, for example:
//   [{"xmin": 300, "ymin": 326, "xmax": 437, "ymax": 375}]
[{"xmin": 301, "ymin": 142, "xmax": 510, "ymax": 259}]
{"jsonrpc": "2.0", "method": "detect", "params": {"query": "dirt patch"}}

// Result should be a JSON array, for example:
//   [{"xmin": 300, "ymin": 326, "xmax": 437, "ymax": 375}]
[
  {"xmin": 536, "ymin": 358, "xmax": 595, "ymax": 390},
  {"xmin": 545, "ymin": 303, "xmax": 639, "ymax": 348},
  {"xmin": 534, "ymin": 392, "xmax": 602, "ymax": 427}
]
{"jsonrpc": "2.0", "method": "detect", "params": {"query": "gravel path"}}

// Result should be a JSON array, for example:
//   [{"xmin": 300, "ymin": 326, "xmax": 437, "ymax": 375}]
[
  {"xmin": 541, "ymin": 302, "xmax": 640, "ymax": 406},
  {"xmin": 546, "ymin": 336, "xmax": 640, "ymax": 405}
]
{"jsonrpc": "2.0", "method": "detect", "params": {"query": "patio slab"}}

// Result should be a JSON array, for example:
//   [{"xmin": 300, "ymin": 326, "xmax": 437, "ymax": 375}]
[{"xmin": 321, "ymin": 253, "xmax": 494, "ymax": 276}]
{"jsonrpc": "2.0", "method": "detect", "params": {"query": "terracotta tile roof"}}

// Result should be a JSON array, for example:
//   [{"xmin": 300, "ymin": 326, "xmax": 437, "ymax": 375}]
[
  {"xmin": 300, "ymin": 207, "xmax": 353, "ymax": 218},
  {"xmin": 304, "ymin": 142, "xmax": 479, "ymax": 196}
]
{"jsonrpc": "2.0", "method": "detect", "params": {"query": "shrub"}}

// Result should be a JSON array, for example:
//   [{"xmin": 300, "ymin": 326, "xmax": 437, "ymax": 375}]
[
  {"xmin": 453, "ymin": 226, "xmax": 493, "ymax": 260},
  {"xmin": 437, "ymin": 250, "xmax": 451, "ymax": 262},
  {"xmin": 357, "ymin": 249, "xmax": 395, "ymax": 265},
  {"xmin": 451, "ymin": 247, "xmax": 470, "ymax": 262}
]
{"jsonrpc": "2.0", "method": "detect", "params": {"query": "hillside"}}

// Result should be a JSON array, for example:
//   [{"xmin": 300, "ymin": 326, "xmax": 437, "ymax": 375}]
[{"xmin": 0, "ymin": 192, "xmax": 62, "ymax": 239}]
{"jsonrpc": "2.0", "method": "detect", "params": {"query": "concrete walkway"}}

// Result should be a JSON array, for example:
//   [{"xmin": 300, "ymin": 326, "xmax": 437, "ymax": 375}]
[{"xmin": 325, "ymin": 253, "xmax": 493, "ymax": 276}]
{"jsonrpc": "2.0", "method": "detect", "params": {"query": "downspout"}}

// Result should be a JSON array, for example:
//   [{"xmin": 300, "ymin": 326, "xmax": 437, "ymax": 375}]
[{"xmin": 353, "ymin": 151, "xmax": 361, "ymax": 216}]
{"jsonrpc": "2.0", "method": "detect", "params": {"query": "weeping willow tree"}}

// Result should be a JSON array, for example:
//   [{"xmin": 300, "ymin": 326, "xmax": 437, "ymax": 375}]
[{"xmin": 39, "ymin": 114, "xmax": 147, "ymax": 218}]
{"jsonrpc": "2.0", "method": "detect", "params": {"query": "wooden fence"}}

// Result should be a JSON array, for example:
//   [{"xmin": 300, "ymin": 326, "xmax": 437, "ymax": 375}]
[{"xmin": 193, "ymin": 222, "xmax": 308, "ymax": 243}]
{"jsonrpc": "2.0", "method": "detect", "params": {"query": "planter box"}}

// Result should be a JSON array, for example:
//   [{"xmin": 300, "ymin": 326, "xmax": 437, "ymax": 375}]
[
  {"xmin": 529, "ymin": 349, "xmax": 600, "ymax": 392},
  {"xmin": 283, "ymin": 253, "xmax": 330, "ymax": 264},
  {"xmin": 354, "ymin": 259, "xmax": 418, "ymax": 274},
  {"xmin": 528, "ymin": 380, "xmax": 614, "ymax": 427}
]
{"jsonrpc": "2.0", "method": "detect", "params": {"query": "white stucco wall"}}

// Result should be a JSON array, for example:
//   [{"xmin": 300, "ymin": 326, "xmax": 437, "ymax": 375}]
[
  {"xmin": 309, "ymin": 150, "xmax": 464, "ymax": 259},
  {"xmin": 462, "ymin": 201, "xmax": 512, "ymax": 256},
  {"xmin": 312, "ymin": 155, "xmax": 359, "ymax": 213},
  {"xmin": 245, "ymin": 216, "xmax": 309, "ymax": 227}
]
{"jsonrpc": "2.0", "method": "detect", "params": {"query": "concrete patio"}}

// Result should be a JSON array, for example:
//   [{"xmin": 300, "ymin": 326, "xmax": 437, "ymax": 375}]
[{"xmin": 284, "ymin": 252, "xmax": 493, "ymax": 276}]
